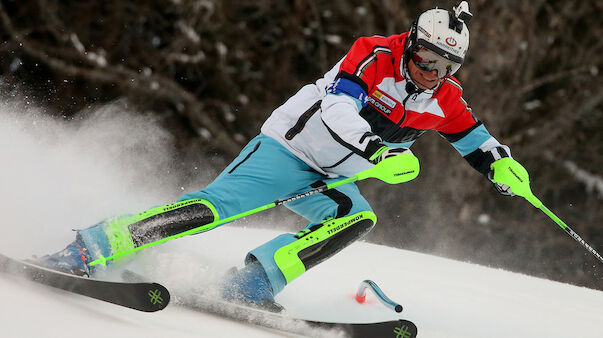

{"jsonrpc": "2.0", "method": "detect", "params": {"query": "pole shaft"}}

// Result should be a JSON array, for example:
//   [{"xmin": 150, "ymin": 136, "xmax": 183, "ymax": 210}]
[{"xmin": 537, "ymin": 204, "xmax": 603, "ymax": 264}]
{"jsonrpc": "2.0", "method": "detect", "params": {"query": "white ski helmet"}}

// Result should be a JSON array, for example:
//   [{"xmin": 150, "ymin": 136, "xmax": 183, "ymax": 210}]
[{"xmin": 404, "ymin": 1, "xmax": 472, "ymax": 78}]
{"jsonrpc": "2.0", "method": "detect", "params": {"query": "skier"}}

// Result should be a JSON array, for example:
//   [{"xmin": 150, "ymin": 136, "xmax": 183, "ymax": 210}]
[{"xmin": 38, "ymin": 1, "xmax": 522, "ymax": 310}]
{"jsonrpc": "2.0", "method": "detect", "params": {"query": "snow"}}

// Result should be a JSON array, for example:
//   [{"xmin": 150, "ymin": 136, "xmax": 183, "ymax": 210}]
[
  {"xmin": 1, "ymin": 227, "xmax": 603, "ymax": 337},
  {"xmin": 0, "ymin": 102, "xmax": 602, "ymax": 337}
]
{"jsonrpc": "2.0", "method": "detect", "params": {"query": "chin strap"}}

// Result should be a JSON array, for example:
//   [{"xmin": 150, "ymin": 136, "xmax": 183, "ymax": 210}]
[{"xmin": 400, "ymin": 55, "xmax": 413, "ymax": 85}]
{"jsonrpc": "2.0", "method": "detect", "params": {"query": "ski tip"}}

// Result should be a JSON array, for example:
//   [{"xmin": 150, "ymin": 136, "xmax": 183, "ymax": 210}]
[
  {"xmin": 145, "ymin": 283, "xmax": 171, "ymax": 312},
  {"xmin": 393, "ymin": 319, "xmax": 418, "ymax": 338},
  {"xmin": 355, "ymin": 293, "xmax": 366, "ymax": 303}
]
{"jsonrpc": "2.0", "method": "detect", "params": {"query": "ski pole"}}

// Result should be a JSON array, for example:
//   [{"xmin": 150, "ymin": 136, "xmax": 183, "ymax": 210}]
[
  {"xmin": 356, "ymin": 280, "xmax": 403, "ymax": 313},
  {"xmin": 491, "ymin": 158, "xmax": 603, "ymax": 264},
  {"xmin": 89, "ymin": 153, "xmax": 420, "ymax": 267}
]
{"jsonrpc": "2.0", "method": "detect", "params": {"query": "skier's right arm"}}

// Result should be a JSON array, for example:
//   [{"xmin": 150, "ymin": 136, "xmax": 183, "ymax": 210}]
[{"xmin": 319, "ymin": 37, "xmax": 387, "ymax": 161}]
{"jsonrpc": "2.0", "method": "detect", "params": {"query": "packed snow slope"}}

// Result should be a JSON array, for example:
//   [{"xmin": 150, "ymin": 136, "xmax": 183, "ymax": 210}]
[
  {"xmin": 1, "ymin": 103, "xmax": 602, "ymax": 337},
  {"xmin": 1, "ymin": 226, "xmax": 603, "ymax": 338}
]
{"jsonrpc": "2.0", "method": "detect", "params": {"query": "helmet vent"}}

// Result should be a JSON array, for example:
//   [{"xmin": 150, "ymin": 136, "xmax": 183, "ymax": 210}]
[{"xmin": 448, "ymin": 11, "xmax": 464, "ymax": 33}]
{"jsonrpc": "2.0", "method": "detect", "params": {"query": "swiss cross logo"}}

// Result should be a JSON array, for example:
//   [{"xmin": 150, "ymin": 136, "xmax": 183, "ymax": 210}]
[{"xmin": 445, "ymin": 37, "xmax": 457, "ymax": 46}]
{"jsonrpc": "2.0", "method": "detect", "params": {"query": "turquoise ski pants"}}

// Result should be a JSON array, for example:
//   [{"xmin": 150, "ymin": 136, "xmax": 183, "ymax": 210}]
[{"xmin": 178, "ymin": 134, "xmax": 373, "ymax": 293}]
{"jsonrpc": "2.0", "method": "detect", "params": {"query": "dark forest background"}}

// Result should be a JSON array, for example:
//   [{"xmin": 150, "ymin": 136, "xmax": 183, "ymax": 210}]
[{"xmin": 0, "ymin": 0, "xmax": 601, "ymax": 289}]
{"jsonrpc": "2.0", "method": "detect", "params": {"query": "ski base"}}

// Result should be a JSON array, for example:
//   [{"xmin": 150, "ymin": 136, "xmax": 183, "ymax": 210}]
[{"xmin": 0, "ymin": 253, "xmax": 169, "ymax": 312}]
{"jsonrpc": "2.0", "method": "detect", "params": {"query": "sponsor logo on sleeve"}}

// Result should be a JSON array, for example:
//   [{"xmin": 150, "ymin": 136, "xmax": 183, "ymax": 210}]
[{"xmin": 367, "ymin": 90, "xmax": 397, "ymax": 115}]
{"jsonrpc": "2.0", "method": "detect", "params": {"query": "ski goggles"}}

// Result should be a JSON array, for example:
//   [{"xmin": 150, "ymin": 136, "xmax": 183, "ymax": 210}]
[{"xmin": 411, "ymin": 46, "xmax": 462, "ymax": 78}]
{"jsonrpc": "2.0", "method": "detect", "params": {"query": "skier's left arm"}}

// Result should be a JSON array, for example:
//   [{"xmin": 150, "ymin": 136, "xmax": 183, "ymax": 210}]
[{"xmin": 436, "ymin": 98, "xmax": 519, "ymax": 196}]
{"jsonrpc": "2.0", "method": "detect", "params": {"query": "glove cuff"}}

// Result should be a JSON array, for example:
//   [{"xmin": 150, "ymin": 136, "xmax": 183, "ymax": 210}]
[
  {"xmin": 364, "ymin": 139, "xmax": 384, "ymax": 160},
  {"xmin": 369, "ymin": 146, "xmax": 389, "ymax": 163}
]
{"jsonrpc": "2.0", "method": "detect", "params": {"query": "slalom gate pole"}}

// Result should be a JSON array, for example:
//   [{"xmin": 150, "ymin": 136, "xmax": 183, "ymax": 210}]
[
  {"xmin": 89, "ymin": 153, "xmax": 420, "ymax": 267},
  {"xmin": 356, "ymin": 280, "xmax": 403, "ymax": 313},
  {"xmin": 490, "ymin": 158, "xmax": 603, "ymax": 264}
]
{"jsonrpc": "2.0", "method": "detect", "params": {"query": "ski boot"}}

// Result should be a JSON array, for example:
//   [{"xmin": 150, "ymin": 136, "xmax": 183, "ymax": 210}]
[
  {"xmin": 35, "ymin": 234, "xmax": 92, "ymax": 277},
  {"xmin": 220, "ymin": 261, "xmax": 283, "ymax": 312}
]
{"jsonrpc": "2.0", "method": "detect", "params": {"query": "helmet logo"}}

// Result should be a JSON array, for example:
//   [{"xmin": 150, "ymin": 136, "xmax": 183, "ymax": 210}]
[
  {"xmin": 445, "ymin": 37, "xmax": 457, "ymax": 47},
  {"xmin": 417, "ymin": 25, "xmax": 431, "ymax": 38}
]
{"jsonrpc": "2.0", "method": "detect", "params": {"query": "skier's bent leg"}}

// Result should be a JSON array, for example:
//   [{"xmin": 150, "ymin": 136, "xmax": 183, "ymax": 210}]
[
  {"xmin": 221, "ymin": 210, "xmax": 377, "ymax": 305},
  {"xmin": 36, "ymin": 199, "xmax": 218, "ymax": 275}
]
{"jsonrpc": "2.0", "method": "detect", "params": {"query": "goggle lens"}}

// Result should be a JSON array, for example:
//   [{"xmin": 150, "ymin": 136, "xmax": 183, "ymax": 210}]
[{"xmin": 411, "ymin": 46, "xmax": 461, "ymax": 78}]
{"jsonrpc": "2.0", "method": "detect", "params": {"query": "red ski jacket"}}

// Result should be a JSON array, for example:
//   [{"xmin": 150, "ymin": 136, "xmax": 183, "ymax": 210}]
[{"xmin": 262, "ymin": 33, "xmax": 510, "ymax": 178}]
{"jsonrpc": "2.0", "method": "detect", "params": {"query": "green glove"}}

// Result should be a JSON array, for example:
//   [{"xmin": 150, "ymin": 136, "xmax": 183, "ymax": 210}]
[{"xmin": 490, "ymin": 158, "xmax": 541, "ymax": 207}]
